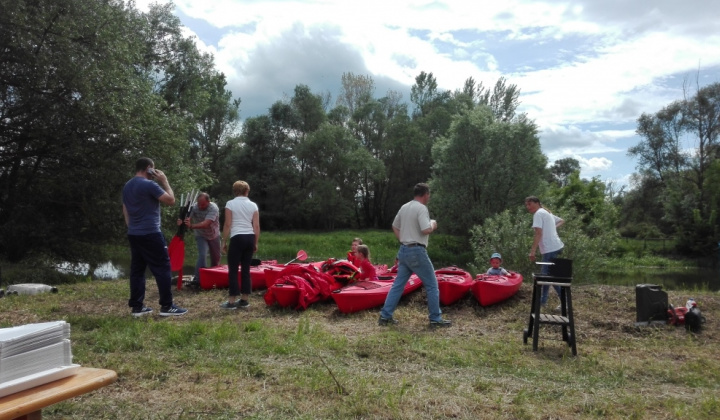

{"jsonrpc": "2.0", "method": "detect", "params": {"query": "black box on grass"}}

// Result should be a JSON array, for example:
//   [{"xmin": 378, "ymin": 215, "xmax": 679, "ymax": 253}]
[{"xmin": 635, "ymin": 284, "xmax": 668, "ymax": 323}]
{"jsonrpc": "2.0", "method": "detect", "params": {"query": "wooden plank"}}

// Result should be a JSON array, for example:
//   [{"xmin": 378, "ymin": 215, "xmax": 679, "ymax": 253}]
[{"xmin": 0, "ymin": 367, "xmax": 116, "ymax": 420}]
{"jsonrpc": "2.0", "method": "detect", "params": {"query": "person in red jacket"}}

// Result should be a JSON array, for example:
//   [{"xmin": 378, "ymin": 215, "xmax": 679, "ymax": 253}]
[
  {"xmin": 347, "ymin": 237, "xmax": 363, "ymax": 266},
  {"xmin": 354, "ymin": 244, "xmax": 378, "ymax": 281}
]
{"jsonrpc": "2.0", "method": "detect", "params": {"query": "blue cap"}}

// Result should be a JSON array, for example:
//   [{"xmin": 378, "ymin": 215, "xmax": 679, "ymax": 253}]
[{"xmin": 490, "ymin": 252, "xmax": 502, "ymax": 260}]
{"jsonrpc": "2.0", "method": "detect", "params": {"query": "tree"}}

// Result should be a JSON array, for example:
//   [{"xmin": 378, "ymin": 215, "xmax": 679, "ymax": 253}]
[
  {"xmin": 192, "ymin": 73, "xmax": 241, "ymax": 176},
  {"xmin": 629, "ymin": 101, "xmax": 687, "ymax": 184},
  {"xmin": 336, "ymin": 72, "xmax": 375, "ymax": 118},
  {"xmin": 295, "ymin": 123, "xmax": 378, "ymax": 229},
  {"xmin": 477, "ymin": 77, "xmax": 522, "ymax": 122},
  {"xmin": 549, "ymin": 158, "xmax": 581, "ymax": 187},
  {"xmin": 410, "ymin": 71, "xmax": 453, "ymax": 139},
  {"xmin": 548, "ymin": 173, "xmax": 618, "ymax": 238},
  {"xmin": 626, "ymin": 81, "xmax": 720, "ymax": 253},
  {"xmin": 430, "ymin": 106, "xmax": 547, "ymax": 236},
  {"xmin": 0, "ymin": 0, "xmax": 194, "ymax": 263}
]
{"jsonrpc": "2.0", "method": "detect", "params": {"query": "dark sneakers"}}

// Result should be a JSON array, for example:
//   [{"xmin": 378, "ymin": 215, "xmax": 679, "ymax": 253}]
[
  {"xmin": 220, "ymin": 300, "xmax": 249, "ymax": 309},
  {"xmin": 131, "ymin": 307, "xmax": 153, "ymax": 317},
  {"xmin": 429, "ymin": 319, "xmax": 452, "ymax": 328},
  {"xmin": 159, "ymin": 305, "xmax": 188, "ymax": 316},
  {"xmin": 219, "ymin": 301, "xmax": 237, "ymax": 310},
  {"xmin": 378, "ymin": 316, "xmax": 399, "ymax": 326}
]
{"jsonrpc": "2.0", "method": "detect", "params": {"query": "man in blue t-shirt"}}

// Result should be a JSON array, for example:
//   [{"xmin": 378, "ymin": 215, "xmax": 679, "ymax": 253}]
[{"xmin": 122, "ymin": 157, "xmax": 187, "ymax": 317}]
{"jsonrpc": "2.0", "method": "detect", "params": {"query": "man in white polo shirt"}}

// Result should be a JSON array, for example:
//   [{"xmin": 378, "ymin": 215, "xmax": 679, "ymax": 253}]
[{"xmin": 379, "ymin": 183, "xmax": 451, "ymax": 328}]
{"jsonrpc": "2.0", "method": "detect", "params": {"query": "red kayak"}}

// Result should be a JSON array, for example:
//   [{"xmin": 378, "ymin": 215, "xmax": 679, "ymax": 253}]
[
  {"xmin": 436, "ymin": 266, "xmax": 473, "ymax": 305},
  {"xmin": 471, "ymin": 272, "xmax": 523, "ymax": 306},
  {"xmin": 198, "ymin": 261, "xmax": 278, "ymax": 290},
  {"xmin": 331, "ymin": 273, "xmax": 422, "ymax": 314}
]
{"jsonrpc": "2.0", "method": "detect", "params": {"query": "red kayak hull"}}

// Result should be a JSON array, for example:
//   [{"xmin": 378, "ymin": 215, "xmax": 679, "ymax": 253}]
[
  {"xmin": 271, "ymin": 283, "xmax": 302, "ymax": 308},
  {"xmin": 471, "ymin": 272, "xmax": 524, "ymax": 306},
  {"xmin": 198, "ymin": 261, "xmax": 278, "ymax": 290},
  {"xmin": 331, "ymin": 273, "xmax": 421, "ymax": 314},
  {"xmin": 436, "ymin": 267, "xmax": 473, "ymax": 305}
]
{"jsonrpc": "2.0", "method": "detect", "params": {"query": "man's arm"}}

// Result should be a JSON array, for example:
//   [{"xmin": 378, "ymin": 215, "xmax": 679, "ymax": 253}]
[
  {"xmin": 420, "ymin": 219, "xmax": 437, "ymax": 235},
  {"xmin": 122, "ymin": 204, "xmax": 129, "ymax": 226},
  {"xmin": 529, "ymin": 227, "xmax": 542, "ymax": 261},
  {"xmin": 188, "ymin": 219, "xmax": 212, "ymax": 230},
  {"xmin": 152, "ymin": 169, "xmax": 175, "ymax": 206}
]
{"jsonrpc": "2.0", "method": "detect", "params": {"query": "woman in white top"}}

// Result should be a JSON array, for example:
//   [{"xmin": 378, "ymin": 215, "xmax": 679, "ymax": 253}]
[{"xmin": 220, "ymin": 181, "xmax": 260, "ymax": 309}]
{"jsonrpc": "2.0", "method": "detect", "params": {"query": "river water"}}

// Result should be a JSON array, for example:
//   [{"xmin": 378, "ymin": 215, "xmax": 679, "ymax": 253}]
[{"xmin": 592, "ymin": 267, "xmax": 720, "ymax": 291}]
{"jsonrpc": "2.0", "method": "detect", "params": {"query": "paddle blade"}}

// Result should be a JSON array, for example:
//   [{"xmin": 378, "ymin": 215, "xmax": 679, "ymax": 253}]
[
  {"xmin": 284, "ymin": 249, "xmax": 308, "ymax": 266},
  {"xmin": 168, "ymin": 236, "xmax": 185, "ymax": 271}
]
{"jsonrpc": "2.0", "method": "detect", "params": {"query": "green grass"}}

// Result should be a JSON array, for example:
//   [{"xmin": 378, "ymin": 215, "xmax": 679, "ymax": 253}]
[
  {"xmin": 253, "ymin": 230, "xmax": 473, "ymax": 269},
  {"xmin": 2, "ymin": 278, "xmax": 719, "ymax": 419}
]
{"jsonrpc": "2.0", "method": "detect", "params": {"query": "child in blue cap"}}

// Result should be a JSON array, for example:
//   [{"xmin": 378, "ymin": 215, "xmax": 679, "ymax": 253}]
[{"xmin": 486, "ymin": 252, "xmax": 510, "ymax": 276}]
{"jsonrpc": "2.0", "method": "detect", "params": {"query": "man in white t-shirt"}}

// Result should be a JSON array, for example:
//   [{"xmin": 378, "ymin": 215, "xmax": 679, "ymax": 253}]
[{"xmin": 525, "ymin": 196, "xmax": 565, "ymax": 306}]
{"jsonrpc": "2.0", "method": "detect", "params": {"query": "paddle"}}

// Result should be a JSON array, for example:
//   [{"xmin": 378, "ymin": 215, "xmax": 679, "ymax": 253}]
[{"xmin": 284, "ymin": 249, "xmax": 308, "ymax": 266}]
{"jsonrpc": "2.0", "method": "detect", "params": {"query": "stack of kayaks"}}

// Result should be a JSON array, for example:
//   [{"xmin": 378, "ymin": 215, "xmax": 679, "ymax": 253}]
[
  {"xmin": 266, "ymin": 260, "xmax": 387, "ymax": 310},
  {"xmin": 471, "ymin": 272, "xmax": 523, "ymax": 306}
]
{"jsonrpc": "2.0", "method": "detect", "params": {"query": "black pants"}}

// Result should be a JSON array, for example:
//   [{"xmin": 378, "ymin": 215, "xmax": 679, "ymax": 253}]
[
  {"xmin": 127, "ymin": 233, "xmax": 173, "ymax": 309},
  {"xmin": 227, "ymin": 234, "xmax": 255, "ymax": 296}
]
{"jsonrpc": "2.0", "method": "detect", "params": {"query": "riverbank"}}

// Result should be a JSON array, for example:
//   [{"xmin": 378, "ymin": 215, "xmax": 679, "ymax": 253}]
[{"xmin": 1, "ymin": 279, "xmax": 718, "ymax": 419}]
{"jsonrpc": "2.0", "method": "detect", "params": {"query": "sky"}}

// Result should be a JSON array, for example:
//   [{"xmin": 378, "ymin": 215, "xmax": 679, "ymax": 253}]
[{"xmin": 135, "ymin": 0, "xmax": 720, "ymax": 190}]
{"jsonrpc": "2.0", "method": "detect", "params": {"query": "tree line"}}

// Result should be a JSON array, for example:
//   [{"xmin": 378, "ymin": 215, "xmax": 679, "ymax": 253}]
[
  {"xmin": 624, "ymin": 80, "xmax": 720, "ymax": 256},
  {"xmin": 1, "ymin": 0, "xmax": 716, "ymax": 270}
]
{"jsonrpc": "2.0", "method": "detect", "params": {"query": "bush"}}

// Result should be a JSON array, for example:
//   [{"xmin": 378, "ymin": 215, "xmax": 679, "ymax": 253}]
[{"xmin": 469, "ymin": 205, "xmax": 618, "ymax": 280}]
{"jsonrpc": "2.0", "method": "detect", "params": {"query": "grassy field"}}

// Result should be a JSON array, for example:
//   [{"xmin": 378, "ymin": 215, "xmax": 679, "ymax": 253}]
[{"xmin": 2, "ymin": 277, "xmax": 718, "ymax": 419}]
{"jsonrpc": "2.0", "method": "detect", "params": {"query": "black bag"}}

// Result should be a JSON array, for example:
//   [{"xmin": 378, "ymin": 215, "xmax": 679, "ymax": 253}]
[{"xmin": 685, "ymin": 306, "xmax": 705, "ymax": 333}]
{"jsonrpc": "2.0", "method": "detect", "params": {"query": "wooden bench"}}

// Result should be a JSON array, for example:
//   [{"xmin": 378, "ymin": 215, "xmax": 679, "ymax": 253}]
[{"xmin": 0, "ymin": 367, "xmax": 117, "ymax": 420}]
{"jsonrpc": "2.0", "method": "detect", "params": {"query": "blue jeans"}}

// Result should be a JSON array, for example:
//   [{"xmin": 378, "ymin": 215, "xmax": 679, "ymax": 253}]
[
  {"xmin": 194, "ymin": 235, "xmax": 221, "ymax": 280},
  {"xmin": 227, "ymin": 234, "xmax": 255, "ymax": 296},
  {"xmin": 380, "ymin": 245, "xmax": 442, "ymax": 322},
  {"xmin": 540, "ymin": 248, "xmax": 563, "ymax": 305},
  {"xmin": 127, "ymin": 233, "xmax": 174, "ymax": 309}
]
